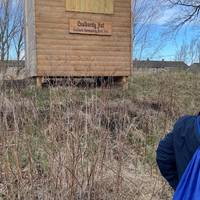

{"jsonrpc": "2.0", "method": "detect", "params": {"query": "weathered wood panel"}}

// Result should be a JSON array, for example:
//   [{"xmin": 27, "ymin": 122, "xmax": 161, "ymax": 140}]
[
  {"xmin": 24, "ymin": 0, "xmax": 37, "ymax": 77},
  {"xmin": 34, "ymin": 0, "xmax": 132, "ymax": 77},
  {"xmin": 66, "ymin": 0, "xmax": 114, "ymax": 14}
]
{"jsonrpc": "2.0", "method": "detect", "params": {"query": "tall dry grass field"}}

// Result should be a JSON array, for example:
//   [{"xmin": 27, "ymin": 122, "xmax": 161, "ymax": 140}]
[{"xmin": 0, "ymin": 71, "xmax": 200, "ymax": 200}]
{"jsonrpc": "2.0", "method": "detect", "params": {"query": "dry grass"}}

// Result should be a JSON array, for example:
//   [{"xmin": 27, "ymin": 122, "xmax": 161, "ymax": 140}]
[{"xmin": 0, "ymin": 71, "xmax": 200, "ymax": 200}]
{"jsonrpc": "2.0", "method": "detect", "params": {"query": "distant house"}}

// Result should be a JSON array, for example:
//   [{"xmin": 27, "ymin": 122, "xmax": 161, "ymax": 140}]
[
  {"xmin": 0, "ymin": 60, "xmax": 25, "ymax": 80},
  {"xmin": 133, "ymin": 59, "xmax": 189, "ymax": 71},
  {"xmin": 190, "ymin": 63, "xmax": 200, "ymax": 72},
  {"xmin": 0, "ymin": 60, "xmax": 25, "ymax": 71}
]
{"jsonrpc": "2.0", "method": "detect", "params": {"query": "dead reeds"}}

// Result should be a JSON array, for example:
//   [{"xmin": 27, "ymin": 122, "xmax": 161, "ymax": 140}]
[{"xmin": 0, "ymin": 71, "xmax": 199, "ymax": 199}]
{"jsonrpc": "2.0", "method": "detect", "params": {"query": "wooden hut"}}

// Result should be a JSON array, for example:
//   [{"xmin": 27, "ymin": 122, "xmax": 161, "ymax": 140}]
[{"xmin": 24, "ymin": 0, "xmax": 132, "ymax": 86}]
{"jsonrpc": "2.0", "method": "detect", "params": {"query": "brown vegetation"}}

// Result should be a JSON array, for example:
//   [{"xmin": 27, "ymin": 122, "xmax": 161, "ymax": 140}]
[{"xmin": 0, "ymin": 71, "xmax": 200, "ymax": 199}]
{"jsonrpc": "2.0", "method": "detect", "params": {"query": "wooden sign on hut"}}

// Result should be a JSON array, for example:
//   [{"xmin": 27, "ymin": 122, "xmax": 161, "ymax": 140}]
[{"xmin": 24, "ymin": 0, "xmax": 132, "ymax": 86}]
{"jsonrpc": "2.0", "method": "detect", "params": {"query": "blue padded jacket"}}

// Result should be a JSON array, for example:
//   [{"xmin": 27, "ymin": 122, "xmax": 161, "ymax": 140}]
[{"xmin": 156, "ymin": 115, "xmax": 200, "ymax": 190}]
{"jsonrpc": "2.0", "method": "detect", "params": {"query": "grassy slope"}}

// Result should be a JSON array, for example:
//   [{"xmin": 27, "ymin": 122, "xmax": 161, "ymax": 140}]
[{"xmin": 0, "ymin": 71, "xmax": 200, "ymax": 199}]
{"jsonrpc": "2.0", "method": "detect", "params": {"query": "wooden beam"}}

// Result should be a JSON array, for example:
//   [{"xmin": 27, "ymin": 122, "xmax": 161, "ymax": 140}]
[{"xmin": 36, "ymin": 77, "xmax": 43, "ymax": 87}]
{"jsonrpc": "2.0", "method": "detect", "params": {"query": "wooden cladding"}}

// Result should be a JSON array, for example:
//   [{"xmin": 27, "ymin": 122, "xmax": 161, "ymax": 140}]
[
  {"xmin": 66, "ymin": 0, "xmax": 114, "ymax": 14},
  {"xmin": 69, "ymin": 19, "xmax": 112, "ymax": 36},
  {"xmin": 26, "ymin": 0, "xmax": 132, "ymax": 77}
]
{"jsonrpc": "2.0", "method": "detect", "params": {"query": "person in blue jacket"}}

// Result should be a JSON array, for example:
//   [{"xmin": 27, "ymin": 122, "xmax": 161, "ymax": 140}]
[{"xmin": 156, "ymin": 114, "xmax": 200, "ymax": 190}]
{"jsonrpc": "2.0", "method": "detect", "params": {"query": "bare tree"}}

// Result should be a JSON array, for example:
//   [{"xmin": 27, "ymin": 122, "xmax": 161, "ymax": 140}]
[
  {"xmin": 0, "ymin": 0, "xmax": 20, "ymax": 61},
  {"xmin": 166, "ymin": 0, "xmax": 200, "ymax": 28},
  {"xmin": 13, "ymin": 0, "xmax": 24, "ymax": 62},
  {"xmin": 175, "ymin": 42, "xmax": 189, "ymax": 62},
  {"xmin": 196, "ymin": 42, "xmax": 200, "ymax": 63},
  {"xmin": 132, "ymin": 0, "xmax": 164, "ymax": 60},
  {"xmin": 0, "ymin": 0, "xmax": 24, "ymax": 76},
  {"xmin": 154, "ymin": 0, "xmax": 200, "ymax": 65},
  {"xmin": 0, "ymin": 0, "xmax": 24, "ymax": 60},
  {"xmin": 174, "ymin": 39, "xmax": 200, "ymax": 64}
]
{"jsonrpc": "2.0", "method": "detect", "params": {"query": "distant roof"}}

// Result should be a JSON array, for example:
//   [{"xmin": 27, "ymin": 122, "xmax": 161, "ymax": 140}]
[
  {"xmin": 0, "ymin": 60, "xmax": 25, "ymax": 68},
  {"xmin": 190, "ymin": 63, "xmax": 200, "ymax": 72},
  {"xmin": 190, "ymin": 63, "xmax": 200, "ymax": 68},
  {"xmin": 0, "ymin": 60, "xmax": 25, "ymax": 80},
  {"xmin": 133, "ymin": 60, "xmax": 189, "ymax": 69}
]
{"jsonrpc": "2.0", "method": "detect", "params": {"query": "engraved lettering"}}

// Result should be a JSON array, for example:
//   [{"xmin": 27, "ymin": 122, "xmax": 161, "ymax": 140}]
[{"xmin": 70, "ymin": 19, "xmax": 112, "ymax": 36}]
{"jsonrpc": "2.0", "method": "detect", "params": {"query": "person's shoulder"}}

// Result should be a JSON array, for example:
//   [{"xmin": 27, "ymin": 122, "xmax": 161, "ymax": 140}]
[{"xmin": 174, "ymin": 115, "xmax": 196, "ymax": 131}]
